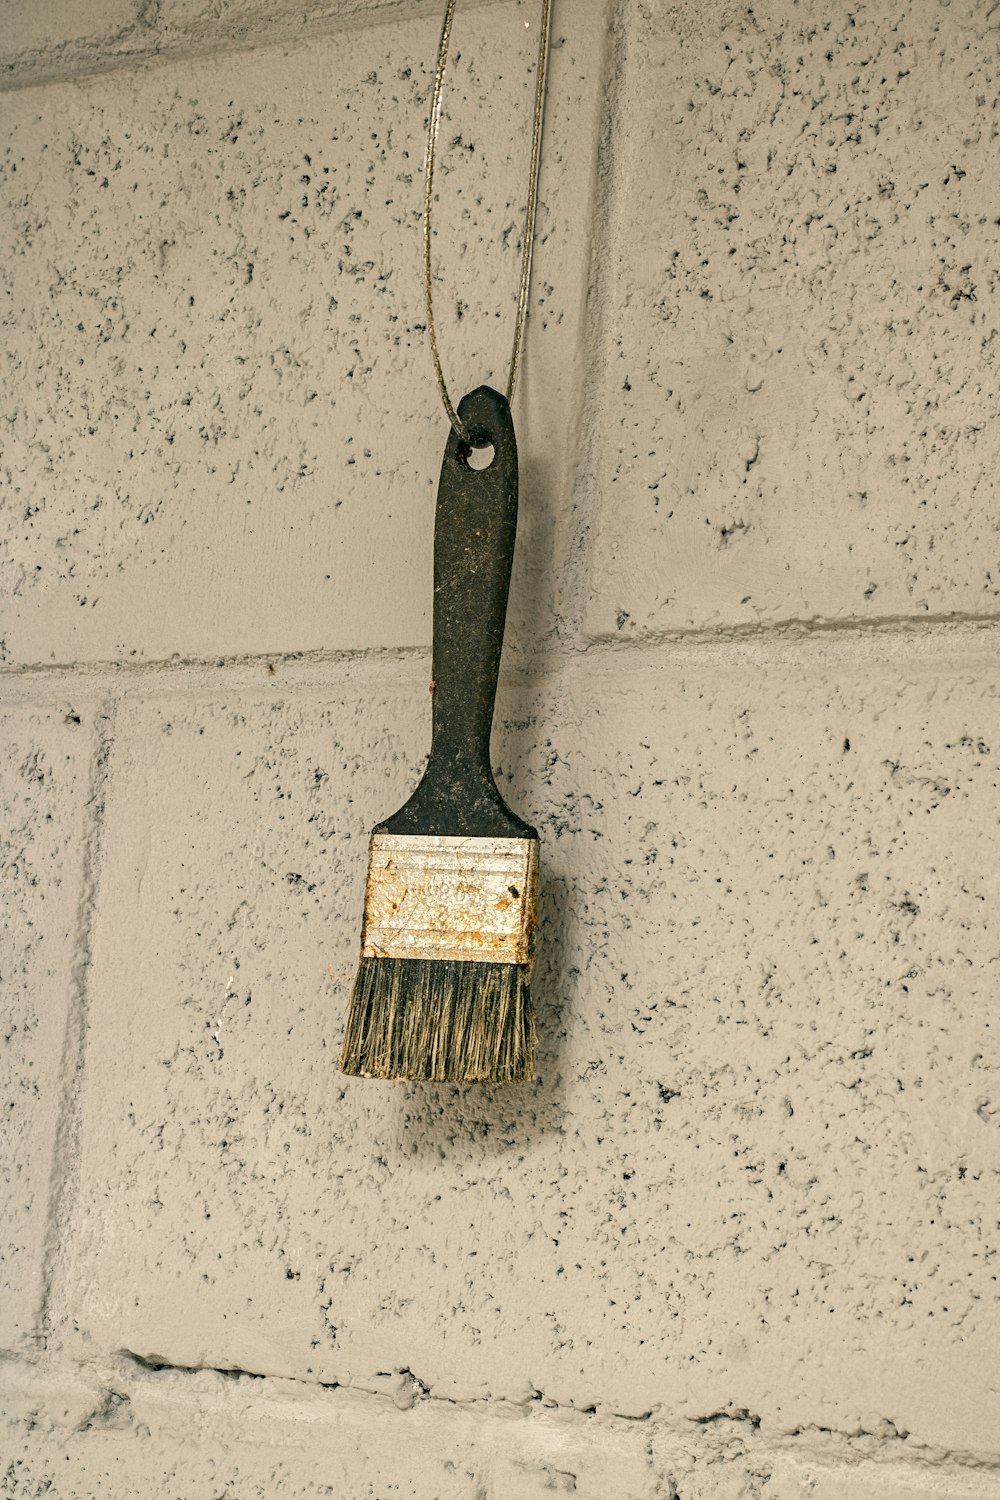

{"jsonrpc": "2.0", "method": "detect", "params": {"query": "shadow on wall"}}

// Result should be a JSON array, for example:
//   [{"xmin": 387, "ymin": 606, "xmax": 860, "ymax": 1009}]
[{"xmin": 392, "ymin": 866, "xmax": 574, "ymax": 1157}]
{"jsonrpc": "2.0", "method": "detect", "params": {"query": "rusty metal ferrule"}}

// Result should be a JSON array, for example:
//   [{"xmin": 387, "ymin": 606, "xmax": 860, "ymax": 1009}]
[{"xmin": 360, "ymin": 833, "xmax": 539, "ymax": 967}]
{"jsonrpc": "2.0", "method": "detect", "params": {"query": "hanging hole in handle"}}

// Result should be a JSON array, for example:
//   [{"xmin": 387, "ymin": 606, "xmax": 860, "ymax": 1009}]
[
  {"xmin": 466, "ymin": 441, "xmax": 495, "ymax": 471},
  {"xmin": 456, "ymin": 423, "xmax": 496, "ymax": 471}
]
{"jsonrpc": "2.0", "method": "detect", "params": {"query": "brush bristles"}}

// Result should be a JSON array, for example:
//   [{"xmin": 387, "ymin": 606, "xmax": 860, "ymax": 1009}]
[{"xmin": 339, "ymin": 958, "xmax": 536, "ymax": 1083}]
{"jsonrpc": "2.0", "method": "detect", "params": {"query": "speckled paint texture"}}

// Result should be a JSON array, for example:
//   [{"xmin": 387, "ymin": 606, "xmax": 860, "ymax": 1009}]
[
  {"xmin": 2, "ymin": 0, "xmax": 1000, "ymax": 1497},
  {"xmin": 0, "ymin": 0, "xmax": 596, "ymax": 664},
  {"xmin": 62, "ymin": 660, "xmax": 1000, "ymax": 1452},
  {"xmin": 586, "ymin": 0, "xmax": 1000, "ymax": 637}
]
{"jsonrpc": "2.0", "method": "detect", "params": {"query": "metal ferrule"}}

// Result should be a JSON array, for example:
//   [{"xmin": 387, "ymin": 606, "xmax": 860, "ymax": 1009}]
[{"xmin": 360, "ymin": 833, "xmax": 539, "ymax": 966}]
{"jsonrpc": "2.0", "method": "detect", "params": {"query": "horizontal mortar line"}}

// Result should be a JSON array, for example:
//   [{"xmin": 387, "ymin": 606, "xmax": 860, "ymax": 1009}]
[
  {"xmin": 575, "ymin": 608, "xmax": 1000, "ymax": 653},
  {"xmin": 8, "ymin": 1346, "xmax": 657, "ymax": 1426},
  {"xmin": 0, "ymin": 642, "xmax": 431, "ymax": 688},
  {"xmin": 0, "ymin": 0, "xmax": 501, "ymax": 94},
  {"xmin": 7, "ymin": 1350, "xmax": 1000, "ymax": 1474},
  {"xmin": 3, "ymin": 609, "xmax": 1000, "ymax": 700}
]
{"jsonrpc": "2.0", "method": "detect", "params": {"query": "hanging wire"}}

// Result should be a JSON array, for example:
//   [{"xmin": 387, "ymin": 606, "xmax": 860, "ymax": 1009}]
[{"xmin": 423, "ymin": 0, "xmax": 553, "ymax": 444}]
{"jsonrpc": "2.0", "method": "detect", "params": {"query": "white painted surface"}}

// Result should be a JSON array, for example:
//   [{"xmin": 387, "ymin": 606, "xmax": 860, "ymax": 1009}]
[
  {"xmin": 585, "ymin": 0, "xmax": 1000, "ymax": 638},
  {"xmin": 0, "ymin": 0, "xmax": 599, "ymax": 664},
  {"xmin": 2, "ymin": 0, "xmax": 999, "ymax": 1495}
]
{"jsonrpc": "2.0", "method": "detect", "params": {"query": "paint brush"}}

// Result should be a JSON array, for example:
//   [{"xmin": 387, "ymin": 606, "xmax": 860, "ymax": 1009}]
[{"xmin": 339, "ymin": 385, "xmax": 539, "ymax": 1083}]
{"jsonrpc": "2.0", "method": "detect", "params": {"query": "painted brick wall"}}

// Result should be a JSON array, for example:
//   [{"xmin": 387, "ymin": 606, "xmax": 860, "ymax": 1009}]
[{"xmin": 2, "ymin": 1, "xmax": 999, "ymax": 1496}]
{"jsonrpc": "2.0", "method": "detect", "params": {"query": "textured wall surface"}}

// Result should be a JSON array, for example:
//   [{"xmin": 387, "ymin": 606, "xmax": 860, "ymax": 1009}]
[
  {"xmin": 2, "ymin": 0, "xmax": 1000, "ymax": 1497},
  {"xmin": 0, "ymin": 0, "xmax": 597, "ymax": 662},
  {"xmin": 0, "ymin": 703, "xmax": 97, "ymax": 1350},
  {"xmin": 586, "ymin": 0, "xmax": 1000, "ymax": 638}
]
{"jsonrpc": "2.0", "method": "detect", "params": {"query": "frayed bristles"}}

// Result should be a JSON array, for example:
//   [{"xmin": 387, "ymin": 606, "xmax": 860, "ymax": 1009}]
[{"xmin": 339, "ymin": 958, "xmax": 536, "ymax": 1083}]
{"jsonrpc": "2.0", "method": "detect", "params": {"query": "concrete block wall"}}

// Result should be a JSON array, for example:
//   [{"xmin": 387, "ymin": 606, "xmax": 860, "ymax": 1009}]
[{"xmin": 2, "ymin": 1, "xmax": 999, "ymax": 1496}]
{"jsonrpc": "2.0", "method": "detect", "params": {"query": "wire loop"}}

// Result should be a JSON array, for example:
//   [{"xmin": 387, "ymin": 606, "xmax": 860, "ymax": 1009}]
[{"xmin": 423, "ymin": 0, "xmax": 553, "ymax": 443}]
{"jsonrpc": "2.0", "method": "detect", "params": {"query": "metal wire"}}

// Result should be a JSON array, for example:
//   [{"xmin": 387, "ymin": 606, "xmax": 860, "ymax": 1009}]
[{"xmin": 423, "ymin": 0, "xmax": 553, "ymax": 444}]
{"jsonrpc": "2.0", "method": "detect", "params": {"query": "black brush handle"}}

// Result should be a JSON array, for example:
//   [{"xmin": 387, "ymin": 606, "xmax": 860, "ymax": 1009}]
[{"xmin": 381, "ymin": 386, "xmax": 536, "ymax": 839}]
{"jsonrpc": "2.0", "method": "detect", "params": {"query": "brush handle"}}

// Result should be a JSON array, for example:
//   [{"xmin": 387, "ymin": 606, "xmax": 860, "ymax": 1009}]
[{"xmin": 381, "ymin": 386, "xmax": 536, "ymax": 839}]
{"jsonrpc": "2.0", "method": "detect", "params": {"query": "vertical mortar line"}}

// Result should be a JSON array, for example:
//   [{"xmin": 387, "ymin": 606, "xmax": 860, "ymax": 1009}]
[
  {"xmin": 559, "ymin": 0, "xmax": 631, "ymax": 650},
  {"xmin": 36, "ymin": 693, "xmax": 119, "ymax": 1354}
]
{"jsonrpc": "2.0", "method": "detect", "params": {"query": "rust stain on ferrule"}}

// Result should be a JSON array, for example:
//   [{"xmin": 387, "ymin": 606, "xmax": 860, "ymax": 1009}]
[{"xmin": 361, "ymin": 833, "xmax": 538, "ymax": 966}]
